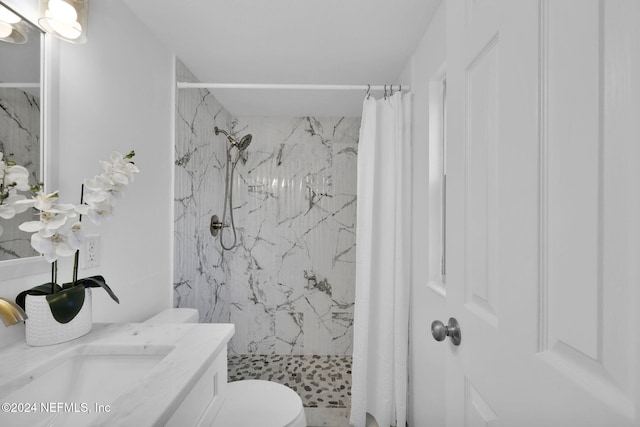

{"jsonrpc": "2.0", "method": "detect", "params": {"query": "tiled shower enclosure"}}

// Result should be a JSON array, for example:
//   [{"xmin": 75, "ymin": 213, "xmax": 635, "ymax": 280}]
[{"xmin": 174, "ymin": 60, "xmax": 360, "ymax": 356}]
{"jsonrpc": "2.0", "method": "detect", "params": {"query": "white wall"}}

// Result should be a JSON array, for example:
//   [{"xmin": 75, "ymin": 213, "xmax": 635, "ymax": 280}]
[
  {"xmin": 399, "ymin": 2, "xmax": 447, "ymax": 426},
  {"xmin": 0, "ymin": 0, "xmax": 174, "ymax": 345}
]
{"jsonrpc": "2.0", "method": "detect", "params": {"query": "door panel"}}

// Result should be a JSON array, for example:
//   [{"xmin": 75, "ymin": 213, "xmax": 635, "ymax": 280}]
[
  {"xmin": 464, "ymin": 32, "xmax": 499, "ymax": 327},
  {"xmin": 465, "ymin": 379, "xmax": 498, "ymax": 427},
  {"xmin": 445, "ymin": 0, "xmax": 640, "ymax": 426},
  {"xmin": 538, "ymin": 0, "xmax": 636, "ymax": 419},
  {"xmin": 544, "ymin": 0, "xmax": 601, "ymax": 361}
]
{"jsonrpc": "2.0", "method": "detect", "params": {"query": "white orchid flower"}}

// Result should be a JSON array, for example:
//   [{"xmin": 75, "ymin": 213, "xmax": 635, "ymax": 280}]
[
  {"xmin": 84, "ymin": 174, "xmax": 113, "ymax": 192},
  {"xmin": 85, "ymin": 173, "xmax": 130, "ymax": 205},
  {"xmin": 76, "ymin": 189, "xmax": 113, "ymax": 215},
  {"xmin": 104, "ymin": 150, "xmax": 139, "ymax": 184},
  {"xmin": 32, "ymin": 191, "xmax": 60, "ymax": 211},
  {"xmin": 84, "ymin": 189, "xmax": 110, "ymax": 205},
  {"xmin": 84, "ymin": 175, "xmax": 124, "ymax": 200},
  {"xmin": 8, "ymin": 195, "xmax": 35, "ymax": 211},
  {"xmin": 100, "ymin": 160, "xmax": 130, "ymax": 186},
  {"xmin": 31, "ymin": 229, "xmax": 76, "ymax": 263},
  {"xmin": 1, "ymin": 152, "xmax": 30, "ymax": 191},
  {"xmin": 76, "ymin": 184, "xmax": 119, "ymax": 225},
  {"xmin": 20, "ymin": 211, "xmax": 69, "ymax": 236},
  {"xmin": 29, "ymin": 220, "xmax": 83, "ymax": 262},
  {"xmin": 0, "ymin": 205, "xmax": 15, "ymax": 220},
  {"xmin": 19, "ymin": 194, "xmax": 77, "ymax": 236},
  {"xmin": 18, "ymin": 197, "xmax": 80, "ymax": 261},
  {"xmin": 80, "ymin": 151, "xmax": 138, "ymax": 226},
  {"xmin": 5, "ymin": 164, "xmax": 31, "ymax": 191},
  {"xmin": 83, "ymin": 197, "xmax": 114, "ymax": 225},
  {"xmin": 7, "ymin": 149, "xmax": 139, "ymax": 262},
  {"xmin": 0, "ymin": 193, "xmax": 33, "ymax": 219},
  {"xmin": 66, "ymin": 221, "xmax": 84, "ymax": 250},
  {"xmin": 0, "ymin": 152, "xmax": 34, "ymax": 236},
  {"xmin": 0, "ymin": 196, "xmax": 20, "ymax": 219}
]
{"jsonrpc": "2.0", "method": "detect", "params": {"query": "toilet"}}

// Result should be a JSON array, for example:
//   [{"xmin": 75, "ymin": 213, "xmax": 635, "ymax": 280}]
[
  {"xmin": 213, "ymin": 380, "xmax": 307, "ymax": 427},
  {"xmin": 145, "ymin": 309, "xmax": 307, "ymax": 427}
]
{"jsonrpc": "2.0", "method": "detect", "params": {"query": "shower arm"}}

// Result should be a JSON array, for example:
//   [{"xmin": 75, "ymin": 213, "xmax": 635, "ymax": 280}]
[{"xmin": 214, "ymin": 126, "xmax": 234, "ymax": 142}]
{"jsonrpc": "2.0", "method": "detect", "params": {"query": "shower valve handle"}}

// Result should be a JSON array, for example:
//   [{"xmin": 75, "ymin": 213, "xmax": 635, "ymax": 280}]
[{"xmin": 210, "ymin": 215, "xmax": 228, "ymax": 236}]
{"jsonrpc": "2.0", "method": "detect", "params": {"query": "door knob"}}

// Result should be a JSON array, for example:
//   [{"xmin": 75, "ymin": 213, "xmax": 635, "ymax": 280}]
[{"xmin": 431, "ymin": 317, "xmax": 461, "ymax": 346}]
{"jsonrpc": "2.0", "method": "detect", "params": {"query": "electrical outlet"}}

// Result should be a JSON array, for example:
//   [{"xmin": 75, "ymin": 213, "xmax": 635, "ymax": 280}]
[{"xmin": 81, "ymin": 234, "xmax": 100, "ymax": 269}]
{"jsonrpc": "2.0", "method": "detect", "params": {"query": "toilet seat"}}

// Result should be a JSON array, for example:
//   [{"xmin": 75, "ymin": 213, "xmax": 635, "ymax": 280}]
[{"xmin": 213, "ymin": 380, "xmax": 307, "ymax": 427}]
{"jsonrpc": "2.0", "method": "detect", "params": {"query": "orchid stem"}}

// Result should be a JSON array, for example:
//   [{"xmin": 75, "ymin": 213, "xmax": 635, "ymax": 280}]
[
  {"xmin": 73, "ymin": 184, "xmax": 84, "ymax": 286},
  {"xmin": 73, "ymin": 251, "xmax": 79, "ymax": 285},
  {"xmin": 79, "ymin": 184, "xmax": 84, "ymax": 221},
  {"xmin": 51, "ymin": 261, "xmax": 58, "ymax": 293}
]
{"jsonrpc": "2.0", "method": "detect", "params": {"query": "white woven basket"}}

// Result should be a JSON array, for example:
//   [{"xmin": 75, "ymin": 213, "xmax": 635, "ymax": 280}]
[{"xmin": 25, "ymin": 288, "xmax": 92, "ymax": 346}]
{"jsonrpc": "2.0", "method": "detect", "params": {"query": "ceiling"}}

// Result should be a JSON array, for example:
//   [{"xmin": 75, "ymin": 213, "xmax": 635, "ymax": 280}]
[{"xmin": 122, "ymin": 0, "xmax": 441, "ymax": 117}]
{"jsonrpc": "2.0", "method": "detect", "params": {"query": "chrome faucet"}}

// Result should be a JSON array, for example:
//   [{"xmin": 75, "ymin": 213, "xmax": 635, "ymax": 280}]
[{"xmin": 0, "ymin": 297, "xmax": 28, "ymax": 326}]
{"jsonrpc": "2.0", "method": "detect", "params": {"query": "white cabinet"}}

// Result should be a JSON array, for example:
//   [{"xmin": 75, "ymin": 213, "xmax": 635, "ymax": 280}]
[{"xmin": 166, "ymin": 346, "xmax": 228, "ymax": 427}]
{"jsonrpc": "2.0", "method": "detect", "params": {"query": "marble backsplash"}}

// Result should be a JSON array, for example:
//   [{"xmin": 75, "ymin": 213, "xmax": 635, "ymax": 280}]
[
  {"xmin": 174, "ymin": 61, "xmax": 359, "ymax": 355},
  {"xmin": 0, "ymin": 87, "xmax": 40, "ymax": 261}
]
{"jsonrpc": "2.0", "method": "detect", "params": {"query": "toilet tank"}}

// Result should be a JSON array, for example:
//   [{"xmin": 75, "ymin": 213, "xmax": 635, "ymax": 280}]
[{"xmin": 144, "ymin": 308, "xmax": 199, "ymax": 324}]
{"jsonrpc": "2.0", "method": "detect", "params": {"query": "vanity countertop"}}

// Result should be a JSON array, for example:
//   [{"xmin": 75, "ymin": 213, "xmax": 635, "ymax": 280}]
[{"xmin": 0, "ymin": 322, "xmax": 235, "ymax": 426}]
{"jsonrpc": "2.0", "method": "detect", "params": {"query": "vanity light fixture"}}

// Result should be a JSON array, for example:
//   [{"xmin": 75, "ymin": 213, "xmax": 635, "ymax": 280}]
[
  {"xmin": 0, "ymin": 4, "xmax": 27, "ymax": 44},
  {"xmin": 38, "ymin": 0, "xmax": 87, "ymax": 44}
]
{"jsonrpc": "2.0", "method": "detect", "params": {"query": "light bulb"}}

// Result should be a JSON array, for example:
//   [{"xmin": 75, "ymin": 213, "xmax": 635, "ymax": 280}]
[
  {"xmin": 47, "ymin": 14, "xmax": 81, "ymax": 39},
  {"xmin": 48, "ymin": 0, "xmax": 77, "ymax": 24},
  {"xmin": 0, "ymin": 21, "xmax": 12, "ymax": 38},
  {"xmin": 0, "ymin": 5, "xmax": 21, "ymax": 24}
]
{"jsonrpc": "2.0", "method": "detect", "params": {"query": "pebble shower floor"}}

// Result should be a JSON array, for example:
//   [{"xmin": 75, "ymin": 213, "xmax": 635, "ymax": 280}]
[{"xmin": 228, "ymin": 354, "xmax": 352, "ymax": 409}]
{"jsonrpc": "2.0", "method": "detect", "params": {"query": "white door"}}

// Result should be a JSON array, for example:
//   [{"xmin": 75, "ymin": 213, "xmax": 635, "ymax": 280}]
[{"xmin": 440, "ymin": 0, "xmax": 640, "ymax": 426}]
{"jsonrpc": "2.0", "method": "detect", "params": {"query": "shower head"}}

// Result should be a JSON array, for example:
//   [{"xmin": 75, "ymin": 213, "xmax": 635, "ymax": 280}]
[
  {"xmin": 214, "ymin": 127, "xmax": 252, "ymax": 151},
  {"xmin": 237, "ymin": 134, "xmax": 252, "ymax": 151}
]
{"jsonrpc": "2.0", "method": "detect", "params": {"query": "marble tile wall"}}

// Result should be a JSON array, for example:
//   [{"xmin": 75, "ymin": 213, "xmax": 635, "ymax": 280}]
[
  {"xmin": 0, "ymin": 87, "xmax": 40, "ymax": 260},
  {"xmin": 174, "ymin": 61, "xmax": 359, "ymax": 355},
  {"xmin": 174, "ymin": 60, "xmax": 235, "ymax": 323}
]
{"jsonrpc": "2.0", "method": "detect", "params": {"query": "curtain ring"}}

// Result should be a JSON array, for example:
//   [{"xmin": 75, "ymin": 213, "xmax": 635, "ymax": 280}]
[
  {"xmin": 390, "ymin": 85, "xmax": 394, "ymax": 96},
  {"xmin": 399, "ymin": 84, "xmax": 402, "ymax": 93},
  {"xmin": 366, "ymin": 84, "xmax": 371, "ymax": 100},
  {"xmin": 384, "ymin": 85, "xmax": 387, "ymax": 100}
]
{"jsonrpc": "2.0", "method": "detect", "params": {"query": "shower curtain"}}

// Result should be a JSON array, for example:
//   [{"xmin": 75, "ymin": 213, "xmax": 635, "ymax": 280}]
[{"xmin": 350, "ymin": 91, "xmax": 412, "ymax": 427}]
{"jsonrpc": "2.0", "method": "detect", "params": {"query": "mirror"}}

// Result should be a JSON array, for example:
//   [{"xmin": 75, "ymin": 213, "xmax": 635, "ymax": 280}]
[{"xmin": 0, "ymin": 2, "xmax": 43, "ymax": 263}]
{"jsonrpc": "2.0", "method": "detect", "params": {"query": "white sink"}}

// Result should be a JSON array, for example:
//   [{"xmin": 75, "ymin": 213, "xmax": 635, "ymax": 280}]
[
  {"xmin": 0, "ymin": 344, "xmax": 172, "ymax": 427},
  {"xmin": 0, "ymin": 323, "xmax": 235, "ymax": 426}
]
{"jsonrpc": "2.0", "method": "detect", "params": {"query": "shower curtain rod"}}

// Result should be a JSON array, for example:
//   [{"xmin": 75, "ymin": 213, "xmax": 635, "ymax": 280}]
[{"xmin": 176, "ymin": 82, "xmax": 410, "ymax": 92}]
